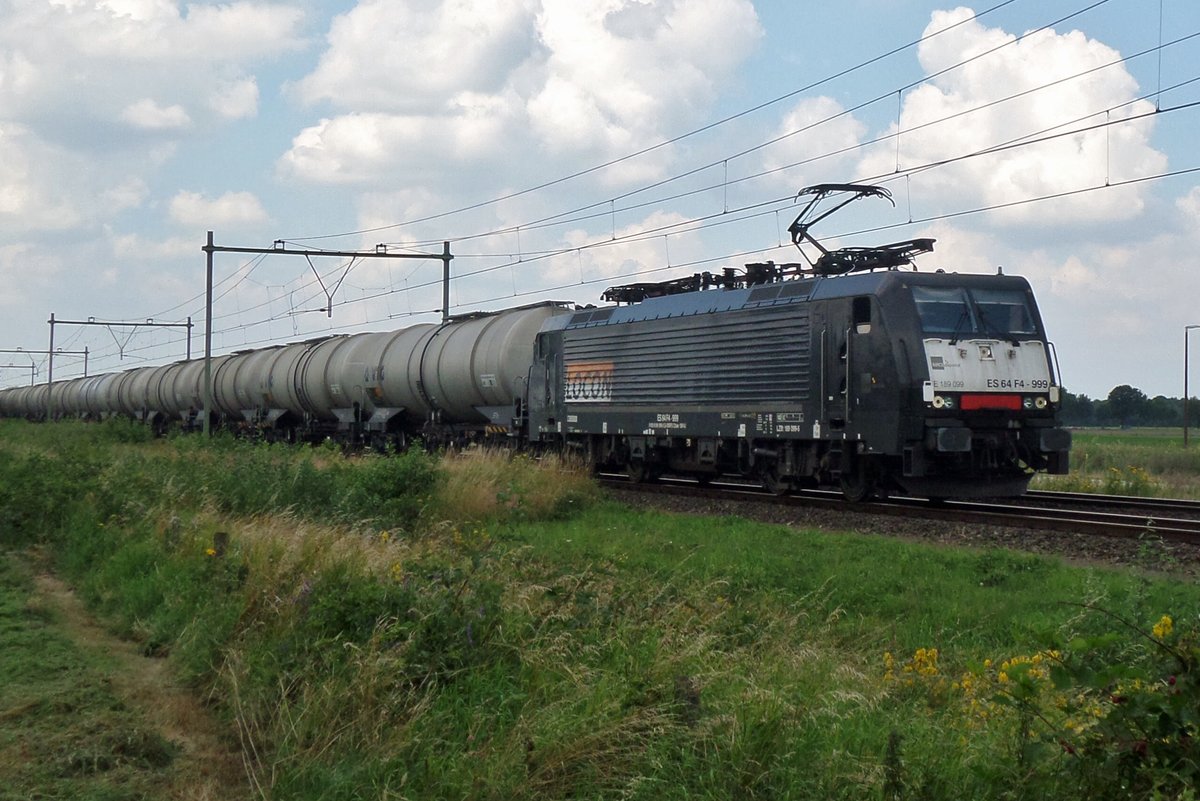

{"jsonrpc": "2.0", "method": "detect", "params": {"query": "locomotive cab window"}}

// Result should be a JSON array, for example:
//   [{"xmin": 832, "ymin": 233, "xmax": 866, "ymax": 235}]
[
  {"xmin": 913, "ymin": 286, "xmax": 974, "ymax": 335},
  {"xmin": 913, "ymin": 286, "xmax": 1039, "ymax": 339},
  {"xmin": 972, "ymin": 288, "xmax": 1037, "ymax": 336}
]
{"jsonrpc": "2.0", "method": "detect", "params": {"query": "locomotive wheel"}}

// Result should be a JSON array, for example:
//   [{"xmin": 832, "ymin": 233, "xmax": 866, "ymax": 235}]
[
  {"xmin": 761, "ymin": 467, "xmax": 792, "ymax": 496},
  {"xmin": 839, "ymin": 459, "xmax": 877, "ymax": 503}
]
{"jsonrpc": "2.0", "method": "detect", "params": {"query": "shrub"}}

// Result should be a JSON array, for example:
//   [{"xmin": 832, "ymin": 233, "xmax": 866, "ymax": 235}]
[{"xmin": 334, "ymin": 449, "xmax": 439, "ymax": 529}]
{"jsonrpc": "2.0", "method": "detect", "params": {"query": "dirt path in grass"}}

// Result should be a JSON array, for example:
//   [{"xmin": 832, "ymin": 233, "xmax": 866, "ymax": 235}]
[{"xmin": 31, "ymin": 570, "xmax": 253, "ymax": 801}]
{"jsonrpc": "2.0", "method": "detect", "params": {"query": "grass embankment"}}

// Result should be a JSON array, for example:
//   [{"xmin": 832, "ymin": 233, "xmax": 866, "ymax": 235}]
[
  {"xmin": 1, "ymin": 419, "xmax": 1198, "ymax": 800},
  {"xmin": 0, "ymin": 554, "xmax": 183, "ymax": 800},
  {"xmin": 1033, "ymin": 427, "xmax": 1200, "ymax": 497}
]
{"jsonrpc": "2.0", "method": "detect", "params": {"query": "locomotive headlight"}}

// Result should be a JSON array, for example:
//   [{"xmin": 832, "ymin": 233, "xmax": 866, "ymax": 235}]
[
  {"xmin": 1023, "ymin": 397, "xmax": 1034, "ymax": 409},
  {"xmin": 932, "ymin": 395, "xmax": 946, "ymax": 409},
  {"xmin": 942, "ymin": 396, "xmax": 954, "ymax": 410},
  {"xmin": 1035, "ymin": 397, "xmax": 1048, "ymax": 409}
]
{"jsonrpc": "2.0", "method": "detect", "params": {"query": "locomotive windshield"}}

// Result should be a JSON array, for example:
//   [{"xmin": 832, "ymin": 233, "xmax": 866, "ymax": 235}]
[{"xmin": 913, "ymin": 286, "xmax": 1037, "ymax": 338}]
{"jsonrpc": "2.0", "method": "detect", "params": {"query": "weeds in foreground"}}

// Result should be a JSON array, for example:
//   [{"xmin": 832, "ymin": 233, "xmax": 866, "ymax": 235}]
[
  {"xmin": 886, "ymin": 609, "xmax": 1200, "ymax": 801},
  {"xmin": 426, "ymin": 448, "xmax": 600, "ymax": 523},
  {"xmin": 3, "ymin": 419, "xmax": 1200, "ymax": 800}
]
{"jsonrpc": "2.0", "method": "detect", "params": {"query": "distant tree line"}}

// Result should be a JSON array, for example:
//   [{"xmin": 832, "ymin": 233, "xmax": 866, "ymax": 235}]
[{"xmin": 1060, "ymin": 385, "xmax": 1200, "ymax": 427}]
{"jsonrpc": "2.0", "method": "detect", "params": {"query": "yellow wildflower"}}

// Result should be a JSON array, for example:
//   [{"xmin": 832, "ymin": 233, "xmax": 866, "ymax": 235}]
[{"xmin": 1152, "ymin": 615, "xmax": 1174, "ymax": 639}]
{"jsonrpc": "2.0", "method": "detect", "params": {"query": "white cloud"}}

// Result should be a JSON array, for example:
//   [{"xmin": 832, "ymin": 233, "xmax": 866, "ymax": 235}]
[
  {"xmin": 0, "ymin": 1, "xmax": 303, "ymax": 134},
  {"xmin": 1048, "ymin": 255, "xmax": 1097, "ymax": 296},
  {"xmin": 0, "ymin": 3, "xmax": 300, "ymax": 234},
  {"xmin": 856, "ymin": 7, "xmax": 1166, "ymax": 227},
  {"xmin": 0, "ymin": 241, "xmax": 63, "ymax": 310},
  {"xmin": 278, "ymin": 103, "xmax": 514, "ymax": 186},
  {"xmin": 169, "ymin": 190, "xmax": 269, "ymax": 228},
  {"xmin": 293, "ymin": 0, "xmax": 540, "ymax": 112},
  {"xmin": 110, "ymin": 231, "xmax": 196, "ymax": 261},
  {"xmin": 759, "ymin": 96, "xmax": 868, "ymax": 188},
  {"xmin": 101, "ymin": 178, "xmax": 149, "ymax": 212},
  {"xmin": 122, "ymin": 98, "xmax": 191, "ymax": 130},
  {"xmin": 209, "ymin": 78, "xmax": 259, "ymax": 120},
  {"xmin": 554, "ymin": 210, "xmax": 704, "ymax": 285},
  {"xmin": 0, "ymin": 122, "xmax": 83, "ymax": 229},
  {"xmin": 526, "ymin": 0, "xmax": 762, "ymax": 159},
  {"xmin": 908, "ymin": 222, "xmax": 1005, "ymax": 276},
  {"xmin": 280, "ymin": 0, "xmax": 762, "ymax": 187},
  {"xmin": 1175, "ymin": 187, "xmax": 1200, "ymax": 222}
]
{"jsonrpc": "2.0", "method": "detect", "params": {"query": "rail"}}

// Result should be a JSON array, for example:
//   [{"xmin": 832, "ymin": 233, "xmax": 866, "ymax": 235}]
[{"xmin": 599, "ymin": 476, "xmax": 1200, "ymax": 546}]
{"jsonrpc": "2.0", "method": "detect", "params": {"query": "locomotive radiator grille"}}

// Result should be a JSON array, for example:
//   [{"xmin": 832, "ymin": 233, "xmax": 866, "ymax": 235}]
[{"xmin": 562, "ymin": 307, "xmax": 811, "ymax": 405}]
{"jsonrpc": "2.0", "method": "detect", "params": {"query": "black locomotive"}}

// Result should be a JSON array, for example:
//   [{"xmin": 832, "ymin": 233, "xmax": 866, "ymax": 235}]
[
  {"xmin": 528, "ymin": 264, "xmax": 1069, "ymax": 499},
  {"xmin": 525, "ymin": 185, "xmax": 1070, "ymax": 499}
]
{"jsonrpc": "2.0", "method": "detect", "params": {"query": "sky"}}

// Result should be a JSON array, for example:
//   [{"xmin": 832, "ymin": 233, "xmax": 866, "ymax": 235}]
[{"xmin": 1, "ymin": 0, "xmax": 1198, "ymax": 401}]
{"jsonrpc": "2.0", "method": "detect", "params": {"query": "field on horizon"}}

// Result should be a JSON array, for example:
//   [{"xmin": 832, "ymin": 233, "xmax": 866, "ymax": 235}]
[{"xmin": 1033, "ymin": 426, "xmax": 1200, "ymax": 497}]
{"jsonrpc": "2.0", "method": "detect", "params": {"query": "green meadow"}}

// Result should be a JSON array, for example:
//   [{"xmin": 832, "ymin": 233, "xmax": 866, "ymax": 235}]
[{"xmin": 1, "ymin": 419, "xmax": 1197, "ymax": 800}]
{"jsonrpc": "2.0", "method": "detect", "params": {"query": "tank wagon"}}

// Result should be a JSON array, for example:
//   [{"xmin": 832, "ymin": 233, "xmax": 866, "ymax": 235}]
[
  {"xmin": 0, "ymin": 184, "xmax": 1071, "ymax": 499},
  {"xmin": 1, "ymin": 303, "xmax": 565, "ymax": 445}
]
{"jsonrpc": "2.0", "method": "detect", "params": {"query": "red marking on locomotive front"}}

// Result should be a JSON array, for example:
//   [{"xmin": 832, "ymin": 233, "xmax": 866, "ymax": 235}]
[{"xmin": 960, "ymin": 394, "xmax": 1022, "ymax": 410}]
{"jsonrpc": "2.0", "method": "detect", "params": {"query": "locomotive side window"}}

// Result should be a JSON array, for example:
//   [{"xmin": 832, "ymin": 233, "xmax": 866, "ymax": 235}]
[
  {"xmin": 852, "ymin": 296, "xmax": 871, "ymax": 333},
  {"xmin": 913, "ymin": 286, "xmax": 974, "ymax": 335},
  {"xmin": 972, "ymin": 289, "xmax": 1037, "ymax": 335}
]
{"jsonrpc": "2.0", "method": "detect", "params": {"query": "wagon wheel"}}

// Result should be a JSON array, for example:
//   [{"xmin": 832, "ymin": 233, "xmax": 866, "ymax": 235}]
[{"xmin": 627, "ymin": 460, "xmax": 657, "ymax": 483}]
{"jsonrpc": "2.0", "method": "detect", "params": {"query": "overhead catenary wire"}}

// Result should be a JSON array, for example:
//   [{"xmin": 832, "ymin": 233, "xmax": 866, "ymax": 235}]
[
  {"xmin": 163, "ymin": 3, "xmax": 1190, "ymax": 332},
  {"xmin": 41, "ymin": 0, "xmax": 1199, "ymax": 375},
  {"xmin": 386, "ymin": 58, "xmax": 1200, "ymax": 260},
  {"xmin": 66, "ymin": 85, "xmax": 1200, "ymax": 374},
  {"xmin": 378, "ymin": 9, "xmax": 1187, "ymax": 257},
  {"xmin": 61, "ymin": 161, "xmax": 1200, "ymax": 376},
  {"xmin": 66, "ymin": 85, "xmax": 1200, "ymax": 373},
  {"xmin": 281, "ymin": 0, "xmax": 1030, "ymax": 244}
]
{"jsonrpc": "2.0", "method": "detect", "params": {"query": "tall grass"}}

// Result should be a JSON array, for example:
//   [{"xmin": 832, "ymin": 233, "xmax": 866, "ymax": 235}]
[
  {"xmin": 427, "ymin": 448, "xmax": 597, "ymax": 522},
  {"xmin": 2, "ymin": 419, "xmax": 1199, "ymax": 800}
]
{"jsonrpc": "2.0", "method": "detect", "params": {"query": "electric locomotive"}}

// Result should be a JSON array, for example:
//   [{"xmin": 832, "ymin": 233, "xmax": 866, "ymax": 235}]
[{"xmin": 522, "ymin": 185, "xmax": 1071, "ymax": 499}]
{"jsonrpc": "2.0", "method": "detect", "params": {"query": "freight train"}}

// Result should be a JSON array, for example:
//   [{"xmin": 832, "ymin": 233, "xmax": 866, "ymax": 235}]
[{"xmin": 0, "ymin": 185, "xmax": 1071, "ymax": 500}]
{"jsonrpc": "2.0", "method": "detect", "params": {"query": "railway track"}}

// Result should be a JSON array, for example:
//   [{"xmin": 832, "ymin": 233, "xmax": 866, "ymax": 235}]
[
  {"xmin": 600, "ymin": 476, "xmax": 1200, "ymax": 546},
  {"xmin": 1025, "ymin": 489, "xmax": 1200, "ymax": 516}
]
